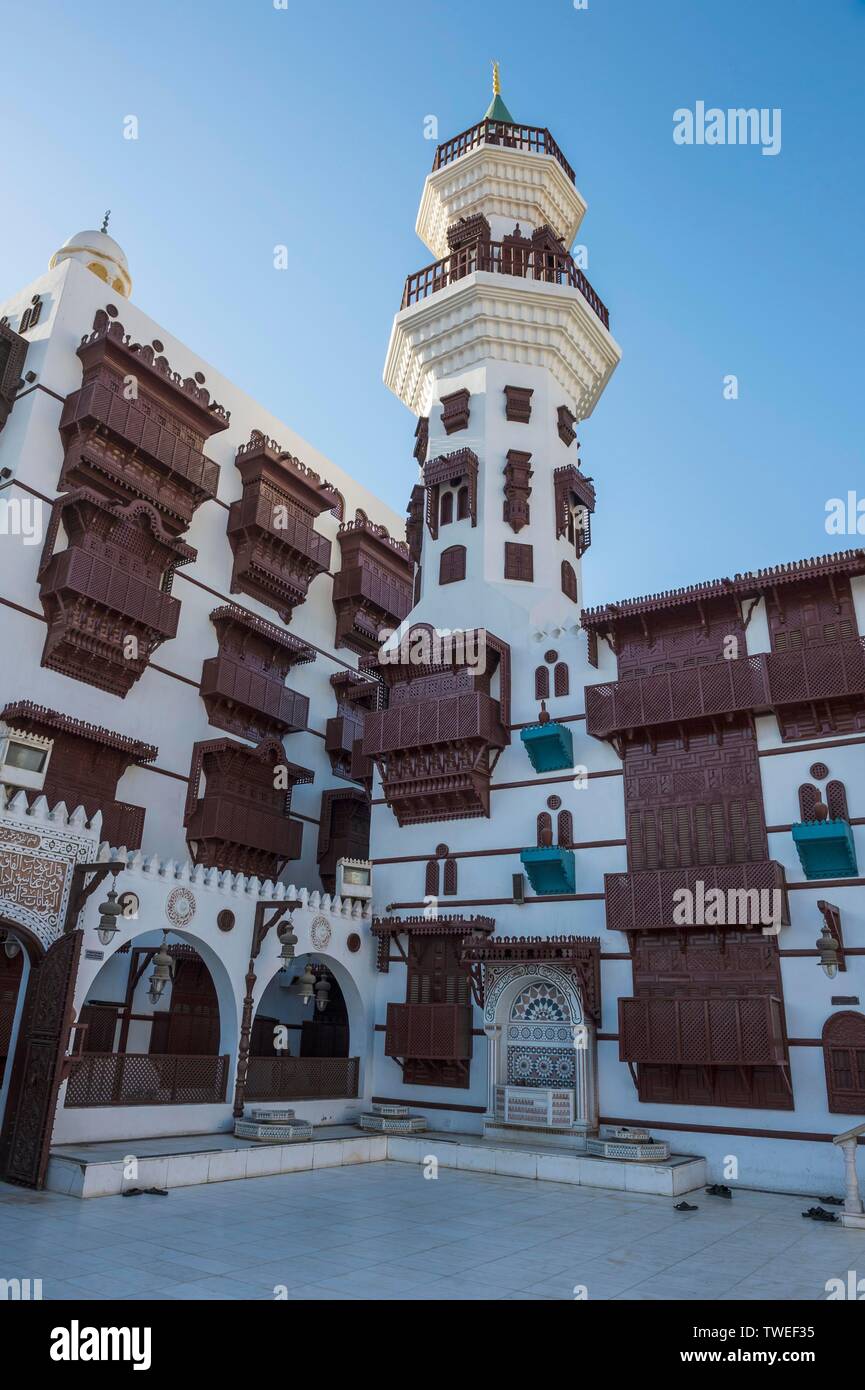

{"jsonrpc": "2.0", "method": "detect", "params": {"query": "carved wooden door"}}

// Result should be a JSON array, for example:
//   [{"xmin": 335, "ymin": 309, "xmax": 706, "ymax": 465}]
[{"xmin": 0, "ymin": 930, "xmax": 82, "ymax": 1188}]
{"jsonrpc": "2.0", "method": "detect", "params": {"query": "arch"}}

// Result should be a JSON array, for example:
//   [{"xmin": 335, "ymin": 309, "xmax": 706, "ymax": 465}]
[
  {"xmin": 484, "ymin": 963, "xmax": 586, "ymax": 1029},
  {"xmin": 554, "ymin": 661, "xmax": 569, "ymax": 697},
  {"xmin": 535, "ymin": 665, "xmax": 550, "ymax": 700},
  {"xmin": 827, "ymin": 780, "xmax": 849, "ymax": 821},
  {"xmin": 439, "ymin": 545, "xmax": 466, "ymax": 585},
  {"xmin": 798, "ymin": 784, "xmax": 819, "ymax": 821},
  {"xmin": 561, "ymin": 560, "xmax": 578, "ymax": 603},
  {"xmin": 440, "ymin": 490, "xmax": 454, "ymax": 528},
  {"xmin": 822, "ymin": 1011, "xmax": 865, "ymax": 1113},
  {"xmin": 248, "ymin": 949, "xmax": 367, "ymax": 1097}
]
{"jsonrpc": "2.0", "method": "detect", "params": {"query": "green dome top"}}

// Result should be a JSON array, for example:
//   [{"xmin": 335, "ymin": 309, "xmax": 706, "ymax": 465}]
[{"xmin": 484, "ymin": 63, "xmax": 515, "ymax": 124}]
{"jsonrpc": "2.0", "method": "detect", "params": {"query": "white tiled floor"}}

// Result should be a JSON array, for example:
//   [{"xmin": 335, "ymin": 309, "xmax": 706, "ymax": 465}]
[{"xmin": 0, "ymin": 1162, "xmax": 859, "ymax": 1301}]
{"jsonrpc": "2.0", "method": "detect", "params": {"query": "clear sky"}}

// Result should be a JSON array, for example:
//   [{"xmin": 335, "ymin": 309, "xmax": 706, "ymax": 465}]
[{"xmin": 2, "ymin": 0, "xmax": 862, "ymax": 609}]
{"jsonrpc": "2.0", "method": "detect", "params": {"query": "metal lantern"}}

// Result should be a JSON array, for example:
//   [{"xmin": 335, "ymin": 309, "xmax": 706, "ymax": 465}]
[
  {"xmin": 147, "ymin": 936, "xmax": 174, "ymax": 1004},
  {"xmin": 277, "ymin": 920, "xmax": 298, "ymax": 964},
  {"xmin": 96, "ymin": 886, "xmax": 123, "ymax": 946},
  {"xmin": 297, "ymin": 962, "xmax": 316, "ymax": 1007},
  {"xmin": 816, "ymin": 924, "xmax": 840, "ymax": 979},
  {"xmin": 2, "ymin": 931, "xmax": 20, "ymax": 960},
  {"xmin": 314, "ymin": 969, "xmax": 331, "ymax": 1014}
]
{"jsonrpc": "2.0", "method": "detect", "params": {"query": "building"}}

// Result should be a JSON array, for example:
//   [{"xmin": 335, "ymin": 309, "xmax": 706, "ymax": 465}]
[{"xmin": 0, "ymin": 77, "xmax": 861, "ymax": 1202}]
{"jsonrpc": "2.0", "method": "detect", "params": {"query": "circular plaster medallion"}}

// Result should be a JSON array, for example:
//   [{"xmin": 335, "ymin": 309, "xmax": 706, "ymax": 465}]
[
  {"xmin": 310, "ymin": 915, "xmax": 332, "ymax": 950},
  {"xmin": 346, "ymin": 933, "xmax": 361, "ymax": 953},
  {"xmin": 217, "ymin": 910, "xmax": 235, "ymax": 933},
  {"xmin": 809, "ymin": 762, "xmax": 830, "ymax": 781},
  {"xmin": 546, "ymin": 794, "xmax": 562, "ymax": 810},
  {"xmin": 166, "ymin": 886, "xmax": 196, "ymax": 928},
  {"xmin": 544, "ymin": 649, "xmax": 558, "ymax": 664}
]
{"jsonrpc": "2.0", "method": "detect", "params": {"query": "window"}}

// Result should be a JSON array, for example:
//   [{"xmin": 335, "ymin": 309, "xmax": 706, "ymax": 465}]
[
  {"xmin": 537, "ymin": 811, "xmax": 552, "ymax": 845},
  {"xmin": 504, "ymin": 542, "xmax": 533, "ymax": 581},
  {"xmin": 440, "ymin": 490, "xmax": 453, "ymax": 527},
  {"xmin": 561, "ymin": 560, "xmax": 578, "ymax": 603},
  {"xmin": 557, "ymin": 810, "xmax": 573, "ymax": 847},
  {"xmin": 827, "ymin": 780, "xmax": 850, "ymax": 821},
  {"xmin": 425, "ymin": 858, "xmax": 439, "ymax": 897},
  {"xmin": 439, "ymin": 545, "xmax": 466, "ymax": 585},
  {"xmin": 798, "ymin": 784, "xmax": 820, "ymax": 821},
  {"xmin": 456, "ymin": 486, "xmax": 470, "ymax": 521},
  {"xmin": 823, "ymin": 1012, "xmax": 865, "ymax": 1113},
  {"xmin": 554, "ymin": 662, "xmax": 569, "ymax": 697},
  {"xmin": 443, "ymin": 857, "xmax": 458, "ymax": 895},
  {"xmin": 535, "ymin": 666, "xmax": 550, "ymax": 700}
]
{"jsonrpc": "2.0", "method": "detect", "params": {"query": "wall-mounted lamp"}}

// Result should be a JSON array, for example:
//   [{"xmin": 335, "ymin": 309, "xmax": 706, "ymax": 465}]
[{"xmin": 816, "ymin": 900, "xmax": 845, "ymax": 978}]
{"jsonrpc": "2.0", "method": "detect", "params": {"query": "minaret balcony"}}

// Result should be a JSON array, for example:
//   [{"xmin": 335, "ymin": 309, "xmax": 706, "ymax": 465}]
[
  {"xmin": 432, "ymin": 119, "xmax": 576, "ymax": 181},
  {"xmin": 792, "ymin": 820, "xmax": 858, "ymax": 880},
  {"xmin": 400, "ymin": 240, "xmax": 609, "ymax": 327},
  {"xmin": 604, "ymin": 861, "xmax": 789, "ymax": 934}
]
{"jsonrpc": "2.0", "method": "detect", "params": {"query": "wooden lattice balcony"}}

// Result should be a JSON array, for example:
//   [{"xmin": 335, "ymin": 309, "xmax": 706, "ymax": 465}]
[{"xmin": 618, "ymin": 995, "xmax": 787, "ymax": 1068}]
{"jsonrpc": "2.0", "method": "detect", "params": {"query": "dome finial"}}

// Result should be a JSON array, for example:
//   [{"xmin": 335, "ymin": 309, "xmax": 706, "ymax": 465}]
[
  {"xmin": 484, "ymin": 62, "xmax": 515, "ymax": 125},
  {"xmin": 492, "ymin": 60, "xmax": 501, "ymax": 97},
  {"xmin": 101, "ymin": 209, "xmax": 111, "ymax": 234}
]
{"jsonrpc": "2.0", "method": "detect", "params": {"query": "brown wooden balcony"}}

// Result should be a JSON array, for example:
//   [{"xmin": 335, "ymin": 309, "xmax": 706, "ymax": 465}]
[
  {"xmin": 618, "ymin": 995, "xmax": 787, "ymax": 1067},
  {"xmin": 432, "ymin": 119, "xmax": 575, "ymax": 182},
  {"xmin": 200, "ymin": 653, "xmax": 309, "ymax": 739},
  {"xmin": 60, "ymin": 381, "xmax": 220, "ymax": 499},
  {"xmin": 186, "ymin": 799, "xmax": 302, "ymax": 864},
  {"xmin": 65, "ymin": 1053, "xmax": 230, "ymax": 1106},
  {"xmin": 587, "ymin": 639, "xmax": 865, "ymax": 742},
  {"xmin": 40, "ymin": 546, "xmax": 180, "ymax": 639},
  {"xmin": 385, "ymin": 1003, "xmax": 473, "ymax": 1061},
  {"xmin": 604, "ymin": 861, "xmax": 789, "ymax": 934},
  {"xmin": 401, "ymin": 239, "xmax": 609, "ymax": 328},
  {"xmin": 362, "ymin": 692, "xmax": 506, "ymax": 755},
  {"xmin": 228, "ymin": 490, "xmax": 332, "ymax": 570}
]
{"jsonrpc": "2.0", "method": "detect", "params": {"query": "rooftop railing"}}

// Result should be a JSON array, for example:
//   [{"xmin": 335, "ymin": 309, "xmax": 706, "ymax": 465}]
[{"xmin": 432, "ymin": 119, "xmax": 575, "ymax": 182}]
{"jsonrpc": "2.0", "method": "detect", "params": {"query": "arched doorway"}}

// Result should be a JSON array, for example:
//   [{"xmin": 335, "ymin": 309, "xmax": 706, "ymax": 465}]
[
  {"xmin": 63, "ymin": 932, "xmax": 230, "ymax": 1110},
  {"xmin": 244, "ymin": 953, "xmax": 359, "ymax": 1104}
]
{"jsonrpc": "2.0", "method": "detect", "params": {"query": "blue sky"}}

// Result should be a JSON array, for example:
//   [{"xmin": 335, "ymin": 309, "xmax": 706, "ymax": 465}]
[{"xmin": 2, "ymin": 0, "xmax": 863, "ymax": 607}]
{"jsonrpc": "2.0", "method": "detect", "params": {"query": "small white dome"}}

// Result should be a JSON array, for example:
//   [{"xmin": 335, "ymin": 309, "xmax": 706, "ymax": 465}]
[{"xmin": 50, "ymin": 228, "xmax": 132, "ymax": 298}]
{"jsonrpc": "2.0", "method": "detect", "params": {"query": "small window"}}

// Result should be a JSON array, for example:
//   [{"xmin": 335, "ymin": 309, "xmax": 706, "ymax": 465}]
[
  {"xmin": 425, "ymin": 859, "xmax": 439, "ymax": 897},
  {"xmin": 537, "ymin": 811, "xmax": 552, "ymax": 845},
  {"xmin": 439, "ymin": 545, "xmax": 466, "ymax": 585},
  {"xmin": 798, "ymin": 784, "xmax": 820, "ymax": 821},
  {"xmin": 535, "ymin": 666, "xmax": 550, "ymax": 700},
  {"xmin": 827, "ymin": 780, "xmax": 850, "ymax": 821},
  {"xmin": 823, "ymin": 1012, "xmax": 865, "ymax": 1113},
  {"xmin": 561, "ymin": 560, "xmax": 578, "ymax": 603},
  {"xmin": 443, "ymin": 858, "xmax": 458, "ymax": 895},
  {"xmin": 440, "ymin": 491, "xmax": 454, "ymax": 527},
  {"xmin": 504, "ymin": 542, "xmax": 533, "ymax": 581},
  {"xmin": 553, "ymin": 662, "xmax": 569, "ymax": 697},
  {"xmin": 557, "ymin": 810, "xmax": 573, "ymax": 847},
  {"xmin": 457, "ymin": 485, "xmax": 470, "ymax": 521}
]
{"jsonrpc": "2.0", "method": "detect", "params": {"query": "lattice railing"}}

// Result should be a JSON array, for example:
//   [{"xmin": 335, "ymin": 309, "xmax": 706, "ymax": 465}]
[
  {"xmin": 244, "ymin": 1055, "xmax": 359, "ymax": 1100},
  {"xmin": 432, "ymin": 119, "xmax": 576, "ymax": 182},
  {"xmin": 64, "ymin": 1053, "xmax": 229, "ymax": 1106},
  {"xmin": 619, "ymin": 995, "xmax": 786, "ymax": 1066},
  {"xmin": 362, "ymin": 692, "xmax": 506, "ymax": 755},
  {"xmin": 604, "ymin": 860, "xmax": 789, "ymax": 934}
]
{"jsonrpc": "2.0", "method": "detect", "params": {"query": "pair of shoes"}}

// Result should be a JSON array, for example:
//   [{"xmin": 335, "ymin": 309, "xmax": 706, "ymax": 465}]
[
  {"xmin": 801, "ymin": 1206, "xmax": 838, "ymax": 1222},
  {"xmin": 121, "ymin": 1187, "xmax": 169, "ymax": 1197},
  {"xmin": 706, "ymin": 1184, "xmax": 732, "ymax": 1199},
  {"xmin": 818, "ymin": 1195, "xmax": 844, "ymax": 1206},
  {"xmin": 674, "ymin": 1201, "xmax": 699, "ymax": 1212}
]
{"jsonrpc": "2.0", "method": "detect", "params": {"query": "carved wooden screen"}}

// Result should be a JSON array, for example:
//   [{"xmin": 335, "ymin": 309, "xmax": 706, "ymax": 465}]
[
  {"xmin": 439, "ymin": 545, "xmax": 466, "ymax": 585},
  {"xmin": 425, "ymin": 859, "xmax": 439, "ymax": 897},
  {"xmin": 561, "ymin": 560, "xmax": 577, "ymax": 603},
  {"xmin": 554, "ymin": 662, "xmax": 569, "ymax": 697},
  {"xmin": 823, "ymin": 1011, "xmax": 865, "ymax": 1113},
  {"xmin": 443, "ymin": 857, "xmax": 458, "ymax": 895},
  {"xmin": 404, "ymin": 933, "xmax": 471, "ymax": 1087},
  {"xmin": 505, "ymin": 543, "xmax": 533, "ymax": 581},
  {"xmin": 798, "ymin": 784, "xmax": 820, "ymax": 821},
  {"xmin": 0, "ymin": 930, "xmax": 83, "ymax": 1188},
  {"xmin": 826, "ymin": 780, "xmax": 849, "ymax": 821},
  {"xmin": 535, "ymin": 666, "xmax": 550, "ymax": 700}
]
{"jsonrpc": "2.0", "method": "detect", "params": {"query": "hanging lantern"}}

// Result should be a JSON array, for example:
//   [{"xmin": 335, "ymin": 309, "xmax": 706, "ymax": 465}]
[
  {"xmin": 816, "ymin": 924, "xmax": 840, "ymax": 979},
  {"xmin": 277, "ymin": 920, "xmax": 298, "ymax": 965},
  {"xmin": 314, "ymin": 970, "xmax": 331, "ymax": 1014},
  {"xmin": 2, "ymin": 931, "xmax": 20, "ymax": 960},
  {"xmin": 147, "ymin": 936, "xmax": 174, "ymax": 1004},
  {"xmin": 297, "ymin": 962, "xmax": 316, "ymax": 1007},
  {"xmin": 96, "ymin": 886, "xmax": 123, "ymax": 946}
]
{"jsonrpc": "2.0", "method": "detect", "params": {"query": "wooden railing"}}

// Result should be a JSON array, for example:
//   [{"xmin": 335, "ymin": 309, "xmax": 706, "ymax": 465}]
[
  {"xmin": 432, "ymin": 119, "xmax": 576, "ymax": 182},
  {"xmin": 401, "ymin": 239, "xmax": 609, "ymax": 328},
  {"xmin": 245, "ymin": 1055, "xmax": 359, "ymax": 1101},
  {"xmin": 65, "ymin": 1053, "xmax": 229, "ymax": 1106},
  {"xmin": 362, "ymin": 692, "xmax": 507, "ymax": 756},
  {"xmin": 200, "ymin": 654, "xmax": 309, "ymax": 732},
  {"xmin": 604, "ymin": 861, "xmax": 789, "ymax": 934},
  {"xmin": 619, "ymin": 996, "xmax": 786, "ymax": 1067}
]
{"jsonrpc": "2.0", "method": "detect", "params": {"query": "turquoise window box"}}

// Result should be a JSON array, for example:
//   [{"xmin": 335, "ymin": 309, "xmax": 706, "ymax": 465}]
[
  {"xmin": 792, "ymin": 820, "xmax": 858, "ymax": 880},
  {"xmin": 520, "ymin": 846, "xmax": 576, "ymax": 895},
  {"xmin": 520, "ymin": 721, "xmax": 574, "ymax": 773}
]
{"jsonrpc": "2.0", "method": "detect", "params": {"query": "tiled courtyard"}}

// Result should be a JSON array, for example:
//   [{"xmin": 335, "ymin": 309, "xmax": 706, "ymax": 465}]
[{"xmin": 0, "ymin": 1161, "xmax": 859, "ymax": 1301}]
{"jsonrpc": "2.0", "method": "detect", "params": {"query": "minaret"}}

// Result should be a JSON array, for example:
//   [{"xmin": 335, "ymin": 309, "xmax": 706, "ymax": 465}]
[{"xmin": 384, "ymin": 68, "xmax": 621, "ymax": 640}]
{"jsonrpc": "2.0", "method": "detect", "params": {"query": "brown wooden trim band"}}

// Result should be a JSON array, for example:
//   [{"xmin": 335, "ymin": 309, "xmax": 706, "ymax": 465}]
[
  {"xmin": 371, "ymin": 1095, "xmax": 486, "ymax": 1114},
  {"xmin": 759, "ymin": 734, "xmax": 865, "ymax": 756},
  {"xmin": 372, "ymin": 838, "xmax": 626, "ymax": 866},
  {"xmin": 385, "ymin": 893, "xmax": 606, "ymax": 910},
  {"xmin": 14, "ymin": 382, "xmax": 66, "ymax": 405}
]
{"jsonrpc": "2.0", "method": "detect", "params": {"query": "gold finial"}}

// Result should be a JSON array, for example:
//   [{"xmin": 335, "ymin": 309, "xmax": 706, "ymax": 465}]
[{"xmin": 492, "ymin": 61, "xmax": 501, "ymax": 96}]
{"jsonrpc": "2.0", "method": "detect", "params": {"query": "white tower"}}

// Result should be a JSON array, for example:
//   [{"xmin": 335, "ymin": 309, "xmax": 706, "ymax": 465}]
[{"xmin": 383, "ymin": 69, "xmax": 621, "ymax": 640}]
